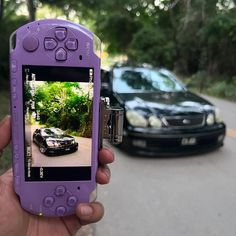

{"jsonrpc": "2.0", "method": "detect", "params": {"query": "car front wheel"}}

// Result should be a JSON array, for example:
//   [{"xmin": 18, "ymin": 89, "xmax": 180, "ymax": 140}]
[{"xmin": 39, "ymin": 146, "xmax": 47, "ymax": 154}]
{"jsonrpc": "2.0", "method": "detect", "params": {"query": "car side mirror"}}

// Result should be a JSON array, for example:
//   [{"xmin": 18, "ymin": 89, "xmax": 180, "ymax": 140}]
[{"xmin": 101, "ymin": 69, "xmax": 111, "ymax": 95}]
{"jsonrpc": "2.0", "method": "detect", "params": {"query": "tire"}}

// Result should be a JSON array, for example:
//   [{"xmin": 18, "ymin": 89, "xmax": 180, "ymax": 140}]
[{"xmin": 39, "ymin": 146, "xmax": 47, "ymax": 154}]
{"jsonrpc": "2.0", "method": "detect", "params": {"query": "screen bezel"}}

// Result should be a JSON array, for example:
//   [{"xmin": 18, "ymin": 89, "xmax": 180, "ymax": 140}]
[{"xmin": 22, "ymin": 65, "xmax": 94, "ymax": 182}]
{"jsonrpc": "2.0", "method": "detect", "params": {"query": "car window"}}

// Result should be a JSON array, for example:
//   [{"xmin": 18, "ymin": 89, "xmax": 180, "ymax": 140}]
[
  {"xmin": 113, "ymin": 67, "xmax": 184, "ymax": 93},
  {"xmin": 41, "ymin": 128, "xmax": 64, "ymax": 137},
  {"xmin": 50, "ymin": 128, "xmax": 64, "ymax": 135}
]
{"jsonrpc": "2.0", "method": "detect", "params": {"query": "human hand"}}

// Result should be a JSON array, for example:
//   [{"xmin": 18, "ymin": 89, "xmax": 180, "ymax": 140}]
[{"xmin": 0, "ymin": 116, "xmax": 114, "ymax": 236}]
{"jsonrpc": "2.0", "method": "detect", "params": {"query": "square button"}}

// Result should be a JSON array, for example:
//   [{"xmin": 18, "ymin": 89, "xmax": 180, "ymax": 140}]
[{"xmin": 44, "ymin": 38, "xmax": 57, "ymax": 50}]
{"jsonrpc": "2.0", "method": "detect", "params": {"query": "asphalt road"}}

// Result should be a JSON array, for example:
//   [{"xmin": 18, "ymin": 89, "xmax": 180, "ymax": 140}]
[{"xmin": 94, "ymin": 95, "xmax": 236, "ymax": 236}]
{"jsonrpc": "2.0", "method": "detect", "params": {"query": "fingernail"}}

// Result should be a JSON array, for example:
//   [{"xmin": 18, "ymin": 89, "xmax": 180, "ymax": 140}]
[{"xmin": 80, "ymin": 205, "xmax": 93, "ymax": 217}]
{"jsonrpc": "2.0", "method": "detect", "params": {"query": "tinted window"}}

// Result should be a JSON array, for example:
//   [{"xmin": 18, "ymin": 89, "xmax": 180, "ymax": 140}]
[{"xmin": 113, "ymin": 67, "xmax": 184, "ymax": 93}]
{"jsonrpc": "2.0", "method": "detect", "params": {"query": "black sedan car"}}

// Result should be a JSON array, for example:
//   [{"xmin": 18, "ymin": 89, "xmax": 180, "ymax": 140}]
[
  {"xmin": 33, "ymin": 127, "xmax": 78, "ymax": 156},
  {"xmin": 101, "ymin": 65, "xmax": 226, "ymax": 156}
]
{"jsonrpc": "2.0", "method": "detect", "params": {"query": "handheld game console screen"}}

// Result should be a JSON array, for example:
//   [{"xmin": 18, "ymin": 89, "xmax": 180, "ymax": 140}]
[{"xmin": 23, "ymin": 65, "xmax": 94, "ymax": 181}]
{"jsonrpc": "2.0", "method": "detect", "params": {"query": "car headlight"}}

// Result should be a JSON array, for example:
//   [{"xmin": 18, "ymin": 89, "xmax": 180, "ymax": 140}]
[
  {"xmin": 72, "ymin": 140, "xmax": 75, "ymax": 144},
  {"xmin": 215, "ymin": 108, "xmax": 222, "ymax": 123},
  {"xmin": 54, "ymin": 142, "xmax": 60, "ymax": 147},
  {"xmin": 126, "ymin": 110, "xmax": 148, "ymax": 127},
  {"xmin": 206, "ymin": 113, "xmax": 214, "ymax": 125},
  {"xmin": 149, "ymin": 115, "xmax": 162, "ymax": 128},
  {"xmin": 46, "ymin": 140, "xmax": 54, "ymax": 147}
]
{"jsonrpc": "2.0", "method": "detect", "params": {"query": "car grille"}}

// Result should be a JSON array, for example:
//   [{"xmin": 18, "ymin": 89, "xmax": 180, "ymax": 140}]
[
  {"xmin": 163, "ymin": 115, "xmax": 205, "ymax": 128},
  {"xmin": 60, "ymin": 141, "xmax": 72, "ymax": 146}
]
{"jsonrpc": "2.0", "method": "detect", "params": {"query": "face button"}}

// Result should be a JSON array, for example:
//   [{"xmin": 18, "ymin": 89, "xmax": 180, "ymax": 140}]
[
  {"xmin": 55, "ymin": 47, "xmax": 67, "ymax": 61},
  {"xmin": 67, "ymin": 196, "xmax": 77, "ymax": 207},
  {"xmin": 22, "ymin": 36, "xmax": 39, "ymax": 52},
  {"xmin": 56, "ymin": 206, "xmax": 66, "ymax": 216},
  {"xmin": 55, "ymin": 27, "xmax": 67, "ymax": 41},
  {"xmin": 65, "ymin": 38, "xmax": 78, "ymax": 51},
  {"xmin": 55, "ymin": 185, "xmax": 66, "ymax": 196},
  {"xmin": 44, "ymin": 38, "xmax": 57, "ymax": 50},
  {"xmin": 43, "ymin": 196, "xmax": 55, "ymax": 208}
]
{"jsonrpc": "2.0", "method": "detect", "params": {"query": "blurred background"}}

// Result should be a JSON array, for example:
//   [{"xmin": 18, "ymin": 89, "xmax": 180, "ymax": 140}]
[{"xmin": 0, "ymin": 1, "xmax": 236, "ymax": 235}]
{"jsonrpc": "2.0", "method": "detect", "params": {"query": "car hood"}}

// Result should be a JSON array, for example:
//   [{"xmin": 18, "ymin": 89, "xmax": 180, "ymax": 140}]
[
  {"xmin": 45, "ymin": 135, "xmax": 74, "ymax": 142},
  {"xmin": 117, "ymin": 91, "xmax": 214, "ymax": 116}
]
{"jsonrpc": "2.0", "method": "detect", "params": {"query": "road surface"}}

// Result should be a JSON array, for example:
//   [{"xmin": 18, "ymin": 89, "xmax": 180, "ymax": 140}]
[{"xmin": 94, "ymin": 95, "xmax": 236, "ymax": 236}]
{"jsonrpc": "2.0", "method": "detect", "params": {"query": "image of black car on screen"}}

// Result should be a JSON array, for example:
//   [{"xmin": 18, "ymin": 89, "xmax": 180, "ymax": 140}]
[{"xmin": 33, "ymin": 128, "xmax": 79, "ymax": 156}]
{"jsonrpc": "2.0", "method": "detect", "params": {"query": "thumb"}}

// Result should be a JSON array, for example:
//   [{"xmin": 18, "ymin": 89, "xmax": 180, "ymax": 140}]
[{"xmin": 0, "ymin": 116, "xmax": 11, "ymax": 151}]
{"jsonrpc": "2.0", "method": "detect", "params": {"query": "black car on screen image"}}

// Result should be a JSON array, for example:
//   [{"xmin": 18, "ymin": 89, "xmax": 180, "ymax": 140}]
[
  {"xmin": 101, "ymin": 64, "xmax": 226, "ymax": 156},
  {"xmin": 33, "ymin": 128, "xmax": 79, "ymax": 156}
]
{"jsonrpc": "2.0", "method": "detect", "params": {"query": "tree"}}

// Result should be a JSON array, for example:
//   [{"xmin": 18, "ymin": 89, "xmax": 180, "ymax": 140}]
[
  {"xmin": 0, "ymin": 1, "xmax": 27, "ymax": 84},
  {"xmin": 27, "ymin": 0, "xmax": 36, "ymax": 21}
]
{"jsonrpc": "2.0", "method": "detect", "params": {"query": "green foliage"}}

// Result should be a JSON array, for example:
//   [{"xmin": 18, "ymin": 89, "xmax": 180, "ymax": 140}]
[
  {"xmin": 186, "ymin": 71, "xmax": 209, "ymax": 92},
  {"xmin": 96, "ymin": 13, "xmax": 141, "ymax": 54},
  {"xmin": 200, "ymin": 11, "xmax": 236, "ymax": 75},
  {"xmin": 0, "ymin": 0, "xmax": 236, "ymax": 97},
  {"xmin": 0, "ymin": 1, "xmax": 28, "ymax": 85},
  {"xmin": 206, "ymin": 78, "xmax": 236, "ymax": 101},
  {"xmin": 128, "ymin": 26, "xmax": 176, "ymax": 68},
  {"xmin": 34, "ymin": 82, "xmax": 93, "ymax": 137},
  {"xmin": 185, "ymin": 73, "xmax": 236, "ymax": 101}
]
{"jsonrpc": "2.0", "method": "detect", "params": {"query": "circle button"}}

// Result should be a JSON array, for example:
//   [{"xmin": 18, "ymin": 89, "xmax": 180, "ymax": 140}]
[
  {"xmin": 55, "ymin": 185, "xmax": 66, "ymax": 196},
  {"xmin": 67, "ymin": 196, "xmax": 77, "ymax": 207},
  {"xmin": 43, "ymin": 196, "xmax": 55, "ymax": 208},
  {"xmin": 23, "ymin": 36, "xmax": 39, "ymax": 52},
  {"xmin": 56, "ymin": 206, "xmax": 66, "ymax": 216}
]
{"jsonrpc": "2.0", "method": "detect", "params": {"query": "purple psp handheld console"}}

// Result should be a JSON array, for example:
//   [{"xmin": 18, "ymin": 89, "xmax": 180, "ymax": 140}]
[{"xmin": 10, "ymin": 19, "xmax": 123, "ymax": 217}]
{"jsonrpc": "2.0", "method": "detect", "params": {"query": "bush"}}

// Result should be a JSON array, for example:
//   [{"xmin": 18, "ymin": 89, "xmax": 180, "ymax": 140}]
[
  {"xmin": 207, "ymin": 80, "xmax": 236, "ymax": 101},
  {"xmin": 185, "ymin": 71, "xmax": 209, "ymax": 92}
]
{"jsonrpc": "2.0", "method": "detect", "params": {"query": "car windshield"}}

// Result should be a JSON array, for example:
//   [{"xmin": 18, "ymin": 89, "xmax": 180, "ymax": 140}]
[
  {"xmin": 41, "ymin": 128, "xmax": 64, "ymax": 137},
  {"xmin": 113, "ymin": 67, "xmax": 184, "ymax": 93}
]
